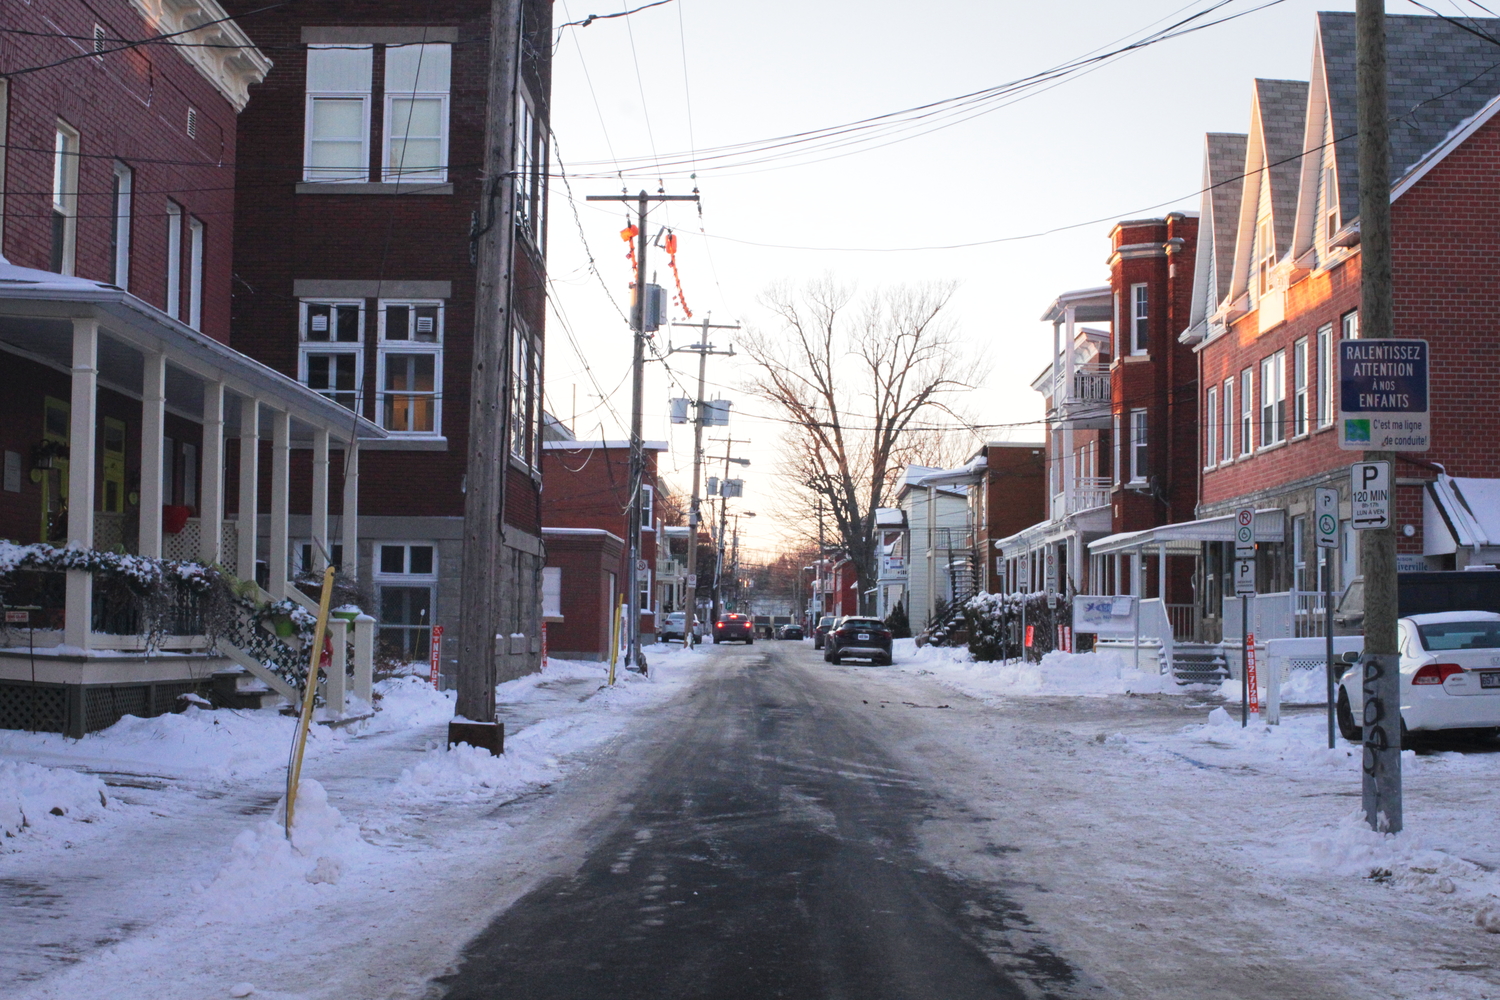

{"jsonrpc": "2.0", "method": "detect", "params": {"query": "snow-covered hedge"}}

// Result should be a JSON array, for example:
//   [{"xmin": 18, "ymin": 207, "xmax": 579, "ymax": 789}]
[{"xmin": 962, "ymin": 591, "xmax": 1072, "ymax": 662}]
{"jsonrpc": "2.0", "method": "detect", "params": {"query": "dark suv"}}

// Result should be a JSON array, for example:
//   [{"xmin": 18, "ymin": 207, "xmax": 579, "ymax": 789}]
[
  {"xmin": 824, "ymin": 617, "xmax": 893, "ymax": 665},
  {"xmin": 812, "ymin": 616, "xmax": 835, "ymax": 649},
  {"xmin": 713, "ymin": 613, "xmax": 754, "ymax": 644}
]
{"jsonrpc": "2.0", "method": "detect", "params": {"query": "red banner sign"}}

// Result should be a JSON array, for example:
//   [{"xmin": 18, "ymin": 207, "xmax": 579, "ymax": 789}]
[
  {"xmin": 1024, "ymin": 624, "xmax": 1035, "ymax": 648},
  {"xmin": 1245, "ymin": 632, "xmax": 1260, "ymax": 714},
  {"xmin": 429, "ymin": 625, "xmax": 444, "ymax": 688}
]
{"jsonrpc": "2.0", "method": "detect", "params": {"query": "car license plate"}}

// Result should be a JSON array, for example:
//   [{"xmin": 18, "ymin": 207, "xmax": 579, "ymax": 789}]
[
  {"xmin": 1482, "ymin": 672, "xmax": 1500, "ymax": 689},
  {"xmin": 857, "ymin": 633, "xmax": 869, "ymax": 640}
]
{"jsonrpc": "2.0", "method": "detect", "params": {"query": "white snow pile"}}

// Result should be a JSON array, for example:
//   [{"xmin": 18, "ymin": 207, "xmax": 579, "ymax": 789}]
[
  {"xmin": 1216, "ymin": 668, "xmax": 1332, "ymax": 707},
  {"xmin": 195, "ymin": 778, "xmax": 370, "ymax": 924},
  {"xmin": 894, "ymin": 640, "xmax": 1174, "ymax": 699},
  {"xmin": 0, "ymin": 758, "xmax": 112, "ymax": 844}
]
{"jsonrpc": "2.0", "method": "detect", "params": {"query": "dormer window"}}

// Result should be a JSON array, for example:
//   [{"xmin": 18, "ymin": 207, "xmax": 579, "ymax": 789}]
[
  {"xmin": 1256, "ymin": 218, "xmax": 1274, "ymax": 297},
  {"xmin": 1323, "ymin": 166, "xmax": 1340, "ymax": 244}
]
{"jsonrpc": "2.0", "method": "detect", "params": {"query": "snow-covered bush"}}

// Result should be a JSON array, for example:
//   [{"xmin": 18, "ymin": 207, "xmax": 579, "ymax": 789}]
[{"xmin": 963, "ymin": 591, "xmax": 1072, "ymax": 662}]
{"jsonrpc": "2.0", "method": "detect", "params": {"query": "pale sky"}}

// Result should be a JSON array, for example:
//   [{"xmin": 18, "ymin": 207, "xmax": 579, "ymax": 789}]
[{"xmin": 543, "ymin": 0, "xmax": 1377, "ymax": 556}]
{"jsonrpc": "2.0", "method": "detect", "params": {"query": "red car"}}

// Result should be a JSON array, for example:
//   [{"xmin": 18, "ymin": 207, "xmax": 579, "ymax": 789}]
[{"xmin": 713, "ymin": 613, "xmax": 754, "ymax": 644}]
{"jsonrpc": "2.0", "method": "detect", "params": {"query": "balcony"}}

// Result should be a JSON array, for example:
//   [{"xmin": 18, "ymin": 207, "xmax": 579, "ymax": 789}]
[
  {"xmin": 1050, "ymin": 477, "xmax": 1112, "ymax": 519},
  {"xmin": 1052, "ymin": 363, "xmax": 1111, "ymax": 428}
]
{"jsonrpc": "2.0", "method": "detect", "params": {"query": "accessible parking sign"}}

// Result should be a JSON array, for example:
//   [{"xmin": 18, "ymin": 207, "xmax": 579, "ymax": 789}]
[{"xmin": 1338, "ymin": 339, "xmax": 1430, "ymax": 451}]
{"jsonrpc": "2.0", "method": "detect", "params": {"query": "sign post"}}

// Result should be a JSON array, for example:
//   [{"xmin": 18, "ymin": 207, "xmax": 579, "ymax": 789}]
[
  {"xmin": 1315, "ymin": 487, "xmax": 1340, "ymax": 748},
  {"xmin": 1245, "ymin": 632, "xmax": 1260, "ymax": 718},
  {"xmin": 1234, "ymin": 507, "xmax": 1256, "ymax": 727}
]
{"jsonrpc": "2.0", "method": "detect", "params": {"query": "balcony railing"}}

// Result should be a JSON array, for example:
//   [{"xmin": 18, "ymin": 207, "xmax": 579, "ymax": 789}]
[{"xmin": 1049, "ymin": 477, "xmax": 1112, "ymax": 519}]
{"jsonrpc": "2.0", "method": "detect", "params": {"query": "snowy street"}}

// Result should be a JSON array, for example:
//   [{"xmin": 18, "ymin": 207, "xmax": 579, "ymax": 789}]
[{"xmin": 4, "ymin": 641, "xmax": 1500, "ymax": 999}]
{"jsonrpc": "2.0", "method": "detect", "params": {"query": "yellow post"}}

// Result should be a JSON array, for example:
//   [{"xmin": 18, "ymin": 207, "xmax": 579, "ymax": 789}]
[
  {"xmin": 285, "ymin": 565, "xmax": 336, "ymax": 839},
  {"xmin": 607, "ymin": 596, "xmax": 624, "ymax": 686}
]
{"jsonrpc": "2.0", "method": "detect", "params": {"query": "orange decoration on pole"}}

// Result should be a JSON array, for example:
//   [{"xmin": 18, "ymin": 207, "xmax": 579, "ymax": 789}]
[{"xmin": 665, "ymin": 230, "xmax": 692, "ymax": 319}]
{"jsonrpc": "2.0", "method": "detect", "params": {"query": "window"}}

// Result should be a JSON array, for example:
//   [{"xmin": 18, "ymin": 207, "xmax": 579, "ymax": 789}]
[
  {"xmin": 514, "ymin": 86, "xmax": 546, "ymax": 244},
  {"xmin": 1112, "ymin": 413, "xmax": 1121, "ymax": 485},
  {"xmin": 1131, "ymin": 283, "xmax": 1149, "ymax": 354},
  {"xmin": 165, "ymin": 202, "xmax": 182, "ymax": 318},
  {"xmin": 542, "ymin": 566, "xmax": 562, "ymax": 619},
  {"xmin": 1112, "ymin": 291, "xmax": 1121, "ymax": 361},
  {"xmin": 1256, "ymin": 217, "xmax": 1274, "ymax": 298},
  {"xmin": 300, "ymin": 300, "xmax": 364, "ymax": 410},
  {"xmin": 110, "ymin": 162, "xmax": 132, "ymax": 288},
  {"xmin": 187, "ymin": 217, "xmax": 204, "ymax": 330},
  {"xmin": 1317, "ymin": 323, "xmax": 1334, "ymax": 427},
  {"xmin": 640, "ymin": 483, "xmax": 654, "ymax": 531},
  {"xmin": 1323, "ymin": 166, "xmax": 1340, "ymax": 244},
  {"xmin": 1239, "ymin": 367, "xmax": 1254, "ymax": 455},
  {"xmin": 1222, "ymin": 377, "xmax": 1234, "ymax": 463},
  {"xmin": 51, "ymin": 124, "xmax": 79, "ymax": 275},
  {"xmin": 379, "ymin": 299, "xmax": 442, "ymax": 434},
  {"xmin": 1292, "ymin": 338, "xmax": 1309, "ymax": 437},
  {"xmin": 1259, "ymin": 351, "xmax": 1286, "ymax": 446},
  {"xmin": 1341, "ymin": 309, "xmax": 1359, "ymax": 341},
  {"xmin": 384, "ymin": 43, "xmax": 451, "ymax": 182},
  {"xmin": 1292, "ymin": 515, "xmax": 1310, "ymax": 592},
  {"xmin": 304, "ymin": 44, "xmax": 373, "ymax": 182},
  {"xmin": 1205, "ymin": 386, "xmax": 1219, "ymax": 468},
  {"xmin": 374, "ymin": 543, "xmax": 436, "ymax": 661},
  {"xmin": 1129, "ymin": 408, "xmax": 1148, "ymax": 482},
  {"xmin": 510, "ymin": 321, "xmax": 539, "ymax": 463}
]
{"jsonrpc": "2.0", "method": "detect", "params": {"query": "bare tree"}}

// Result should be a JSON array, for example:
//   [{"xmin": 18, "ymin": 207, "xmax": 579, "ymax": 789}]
[{"xmin": 740, "ymin": 278, "xmax": 984, "ymax": 615}]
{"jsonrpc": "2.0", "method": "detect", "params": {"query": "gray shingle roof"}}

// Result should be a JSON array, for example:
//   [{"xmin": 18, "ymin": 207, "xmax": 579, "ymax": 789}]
[
  {"xmin": 1321, "ymin": 11, "xmax": 1500, "ymax": 212},
  {"xmin": 1205, "ymin": 132, "xmax": 1248, "ymax": 298},
  {"xmin": 1253, "ymin": 79, "xmax": 1309, "ymax": 254}
]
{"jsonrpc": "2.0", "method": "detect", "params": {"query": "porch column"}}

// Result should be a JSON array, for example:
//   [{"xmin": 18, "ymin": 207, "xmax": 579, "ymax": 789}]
[
  {"xmin": 310, "ymin": 427, "xmax": 330, "ymax": 573},
  {"xmin": 63, "ymin": 318, "xmax": 98, "ymax": 650},
  {"xmin": 268, "ymin": 409, "xmax": 291, "ymax": 598},
  {"xmin": 1062, "ymin": 305, "xmax": 1076, "ymax": 516},
  {"xmin": 1158, "ymin": 544, "xmax": 1168, "ymax": 601},
  {"xmin": 137, "ymin": 351, "xmax": 166, "ymax": 559},
  {"xmin": 199, "ymin": 381, "xmax": 224, "ymax": 565},
  {"xmin": 341, "ymin": 441, "xmax": 359, "ymax": 578},
  {"xmin": 237, "ymin": 397, "xmax": 259, "ymax": 580},
  {"xmin": 1133, "ymin": 547, "xmax": 1144, "ymax": 597},
  {"xmin": 1113, "ymin": 553, "xmax": 1123, "ymax": 595}
]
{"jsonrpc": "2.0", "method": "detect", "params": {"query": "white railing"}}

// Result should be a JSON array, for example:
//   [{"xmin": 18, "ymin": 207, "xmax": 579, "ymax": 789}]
[
  {"xmin": 1293, "ymin": 591, "xmax": 1329, "ymax": 638},
  {"xmin": 1050, "ymin": 476, "xmax": 1112, "ymax": 518},
  {"xmin": 1059, "ymin": 363, "xmax": 1111, "ymax": 404}
]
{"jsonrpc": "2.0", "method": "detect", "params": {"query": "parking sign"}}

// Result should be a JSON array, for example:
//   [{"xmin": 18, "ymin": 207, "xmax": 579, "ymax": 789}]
[
  {"xmin": 1234, "ymin": 559, "xmax": 1257, "ymax": 596},
  {"xmin": 1234, "ymin": 507, "xmax": 1256, "ymax": 559},
  {"xmin": 1350, "ymin": 461, "xmax": 1391, "ymax": 531},
  {"xmin": 1315, "ymin": 488, "xmax": 1339, "ymax": 549}
]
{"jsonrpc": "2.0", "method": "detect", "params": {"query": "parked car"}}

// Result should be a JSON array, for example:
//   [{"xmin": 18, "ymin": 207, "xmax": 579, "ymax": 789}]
[
  {"xmin": 776, "ymin": 624, "xmax": 804, "ymax": 640},
  {"xmin": 823, "ymin": 616, "xmax": 893, "ymax": 665},
  {"xmin": 1334, "ymin": 570, "xmax": 1500, "ymax": 634},
  {"xmin": 713, "ymin": 613, "xmax": 754, "ymax": 644},
  {"xmin": 812, "ymin": 616, "xmax": 835, "ymax": 649},
  {"xmin": 659, "ymin": 612, "xmax": 698, "ymax": 643},
  {"xmin": 1336, "ymin": 611, "xmax": 1500, "ymax": 743}
]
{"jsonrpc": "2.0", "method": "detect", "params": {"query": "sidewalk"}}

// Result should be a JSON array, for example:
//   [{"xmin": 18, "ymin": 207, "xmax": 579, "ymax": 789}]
[{"xmin": 0, "ymin": 645, "xmax": 701, "ymax": 999}]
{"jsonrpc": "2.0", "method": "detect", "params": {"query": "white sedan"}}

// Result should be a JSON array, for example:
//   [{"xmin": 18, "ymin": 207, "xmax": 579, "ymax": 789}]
[{"xmin": 1337, "ymin": 611, "xmax": 1500, "ymax": 743}]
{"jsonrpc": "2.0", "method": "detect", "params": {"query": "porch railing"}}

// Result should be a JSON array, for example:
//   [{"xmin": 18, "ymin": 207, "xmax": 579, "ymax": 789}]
[
  {"xmin": 92, "ymin": 513, "xmax": 240, "ymax": 575},
  {"xmin": 1050, "ymin": 477, "xmax": 1112, "ymax": 519}
]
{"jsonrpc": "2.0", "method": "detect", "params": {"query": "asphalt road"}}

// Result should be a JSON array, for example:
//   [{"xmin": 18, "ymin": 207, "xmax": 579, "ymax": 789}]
[{"xmin": 437, "ymin": 640, "xmax": 1086, "ymax": 1000}]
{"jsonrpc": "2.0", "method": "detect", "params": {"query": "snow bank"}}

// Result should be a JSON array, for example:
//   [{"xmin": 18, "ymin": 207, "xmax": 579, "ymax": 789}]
[
  {"xmin": 893, "ymin": 641, "xmax": 1174, "ymax": 699},
  {"xmin": 1216, "ymin": 667, "xmax": 1333, "ymax": 706},
  {"xmin": 0, "ymin": 759, "xmax": 112, "ymax": 844}
]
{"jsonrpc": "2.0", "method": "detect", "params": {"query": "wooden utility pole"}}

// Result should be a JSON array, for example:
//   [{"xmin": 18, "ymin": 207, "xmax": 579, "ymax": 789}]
[
  {"xmin": 453, "ymin": 0, "xmax": 521, "ymax": 752},
  {"xmin": 1356, "ymin": 0, "xmax": 1402, "ymax": 832},
  {"xmin": 669, "ymin": 318, "xmax": 738, "ymax": 636},
  {"xmin": 705, "ymin": 437, "xmax": 751, "ymax": 623},
  {"xmin": 585, "ymin": 190, "xmax": 698, "ymax": 672}
]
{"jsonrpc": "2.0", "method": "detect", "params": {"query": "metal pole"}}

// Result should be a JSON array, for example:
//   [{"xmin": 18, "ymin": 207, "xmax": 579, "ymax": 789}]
[
  {"xmin": 685, "ymin": 319, "xmax": 709, "ymax": 639},
  {"xmin": 1133, "ymin": 550, "xmax": 1141, "ymax": 675},
  {"xmin": 1241, "ymin": 593, "xmax": 1249, "ymax": 727},
  {"xmin": 1356, "ymin": 0, "xmax": 1401, "ymax": 832},
  {"xmin": 1325, "ymin": 546, "xmax": 1336, "ymax": 749}
]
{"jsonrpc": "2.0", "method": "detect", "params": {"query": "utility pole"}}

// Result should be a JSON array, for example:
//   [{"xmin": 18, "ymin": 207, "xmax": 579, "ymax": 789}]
[
  {"xmin": 669, "ymin": 317, "xmax": 738, "ymax": 636},
  {"xmin": 1356, "ymin": 0, "xmax": 1402, "ymax": 832},
  {"xmin": 815, "ymin": 499, "xmax": 825, "ymax": 625},
  {"xmin": 705, "ymin": 437, "xmax": 751, "ymax": 623},
  {"xmin": 586, "ymin": 190, "xmax": 699, "ymax": 673},
  {"xmin": 453, "ymin": 0, "xmax": 520, "ymax": 753}
]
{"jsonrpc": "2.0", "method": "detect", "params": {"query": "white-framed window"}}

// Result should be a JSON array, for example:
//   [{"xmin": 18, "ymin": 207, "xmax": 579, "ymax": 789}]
[
  {"xmin": 1205, "ymin": 385, "xmax": 1219, "ymax": 468},
  {"xmin": 1292, "ymin": 337, "xmax": 1309, "ymax": 437},
  {"xmin": 1112, "ymin": 412, "xmax": 1121, "ymax": 485},
  {"xmin": 374, "ymin": 542, "xmax": 436, "ymax": 661},
  {"xmin": 304, "ymin": 44, "xmax": 373, "ymax": 182},
  {"xmin": 1256, "ymin": 217, "xmax": 1274, "ymax": 298},
  {"xmin": 1222, "ymin": 377, "xmax": 1234, "ymax": 463},
  {"xmin": 383, "ymin": 42, "xmax": 451, "ymax": 182},
  {"xmin": 165, "ymin": 201, "xmax": 182, "ymax": 318},
  {"xmin": 378, "ymin": 299, "xmax": 442, "ymax": 434},
  {"xmin": 640, "ymin": 483, "xmax": 654, "ymax": 531},
  {"xmin": 1317, "ymin": 323, "xmax": 1334, "ymax": 427},
  {"xmin": 1260, "ymin": 351, "xmax": 1286, "ymax": 446},
  {"xmin": 294, "ymin": 540, "xmax": 345, "ymax": 575},
  {"xmin": 187, "ymin": 216, "xmax": 204, "ymax": 330},
  {"xmin": 510, "ymin": 321, "xmax": 539, "ymax": 464},
  {"xmin": 110, "ymin": 162, "xmax": 132, "ymax": 288},
  {"xmin": 51, "ymin": 123, "xmax": 80, "ymax": 275},
  {"xmin": 1112, "ymin": 291, "xmax": 1121, "ymax": 361},
  {"xmin": 299, "ymin": 299, "xmax": 364, "ymax": 411},
  {"xmin": 514, "ymin": 85, "xmax": 546, "ymax": 245},
  {"xmin": 1323, "ymin": 166, "xmax": 1340, "ymax": 245},
  {"xmin": 1239, "ymin": 367, "xmax": 1254, "ymax": 455},
  {"xmin": 542, "ymin": 566, "xmax": 562, "ymax": 619},
  {"xmin": 1292, "ymin": 515, "xmax": 1310, "ymax": 592},
  {"xmin": 1131, "ymin": 283, "xmax": 1149, "ymax": 355},
  {"xmin": 1341, "ymin": 308, "xmax": 1359, "ymax": 341},
  {"xmin": 1129, "ymin": 408, "xmax": 1148, "ymax": 482}
]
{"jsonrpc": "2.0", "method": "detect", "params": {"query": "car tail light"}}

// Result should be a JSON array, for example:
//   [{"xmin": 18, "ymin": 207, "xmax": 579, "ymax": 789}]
[
  {"xmin": 715, "ymin": 622, "xmax": 723, "ymax": 628},
  {"xmin": 1412, "ymin": 662, "xmax": 1464, "ymax": 685}
]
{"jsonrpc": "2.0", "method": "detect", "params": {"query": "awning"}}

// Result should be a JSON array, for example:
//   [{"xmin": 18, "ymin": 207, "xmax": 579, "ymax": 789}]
[
  {"xmin": 1089, "ymin": 508, "xmax": 1285, "ymax": 557},
  {"xmin": 1425, "ymin": 476, "xmax": 1500, "ymax": 555}
]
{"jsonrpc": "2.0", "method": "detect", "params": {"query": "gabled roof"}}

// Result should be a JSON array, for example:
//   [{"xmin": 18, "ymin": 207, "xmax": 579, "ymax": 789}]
[
  {"xmin": 1183, "ymin": 132, "xmax": 1248, "ymax": 342},
  {"xmin": 1318, "ymin": 11, "xmax": 1500, "ymax": 216},
  {"xmin": 1228, "ymin": 80, "xmax": 1308, "ymax": 304}
]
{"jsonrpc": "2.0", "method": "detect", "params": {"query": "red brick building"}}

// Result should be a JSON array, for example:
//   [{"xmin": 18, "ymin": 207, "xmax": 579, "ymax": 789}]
[{"xmin": 223, "ymin": 0, "xmax": 554, "ymax": 681}]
